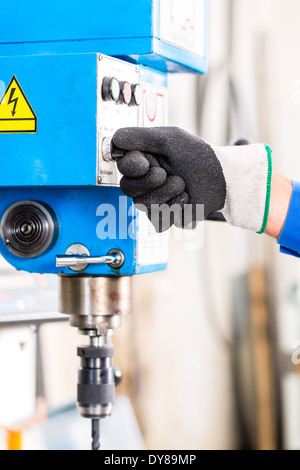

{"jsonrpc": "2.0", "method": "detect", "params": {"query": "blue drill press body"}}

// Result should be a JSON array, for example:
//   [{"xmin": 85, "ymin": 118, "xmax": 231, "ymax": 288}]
[{"xmin": 0, "ymin": 0, "xmax": 207, "ymax": 277}]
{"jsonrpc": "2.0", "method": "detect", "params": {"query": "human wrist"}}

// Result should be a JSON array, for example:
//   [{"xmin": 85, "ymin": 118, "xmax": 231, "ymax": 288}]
[{"xmin": 265, "ymin": 171, "xmax": 292, "ymax": 239}]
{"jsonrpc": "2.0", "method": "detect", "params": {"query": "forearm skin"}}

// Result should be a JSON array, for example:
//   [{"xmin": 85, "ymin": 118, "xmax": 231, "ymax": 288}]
[{"xmin": 265, "ymin": 171, "xmax": 292, "ymax": 239}]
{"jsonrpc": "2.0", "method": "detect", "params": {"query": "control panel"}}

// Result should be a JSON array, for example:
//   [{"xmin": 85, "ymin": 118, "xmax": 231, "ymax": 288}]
[
  {"xmin": 97, "ymin": 55, "xmax": 168, "ymax": 187},
  {"xmin": 96, "ymin": 55, "xmax": 169, "ymax": 268},
  {"xmin": 97, "ymin": 56, "xmax": 140, "ymax": 186}
]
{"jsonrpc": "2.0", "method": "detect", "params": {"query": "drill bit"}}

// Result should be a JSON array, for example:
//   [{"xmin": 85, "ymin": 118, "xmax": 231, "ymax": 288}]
[{"xmin": 91, "ymin": 419, "xmax": 100, "ymax": 451}]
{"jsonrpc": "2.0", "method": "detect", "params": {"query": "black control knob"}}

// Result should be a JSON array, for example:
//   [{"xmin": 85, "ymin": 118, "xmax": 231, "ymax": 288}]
[
  {"xmin": 130, "ymin": 83, "xmax": 143, "ymax": 107},
  {"xmin": 119, "ymin": 81, "xmax": 132, "ymax": 105},
  {"xmin": 102, "ymin": 77, "xmax": 120, "ymax": 102}
]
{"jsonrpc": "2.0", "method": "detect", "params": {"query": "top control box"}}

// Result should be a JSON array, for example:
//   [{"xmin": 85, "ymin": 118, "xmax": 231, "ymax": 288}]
[
  {"xmin": 0, "ymin": 0, "xmax": 207, "ymax": 74},
  {"xmin": 0, "ymin": 53, "xmax": 168, "ymax": 187}
]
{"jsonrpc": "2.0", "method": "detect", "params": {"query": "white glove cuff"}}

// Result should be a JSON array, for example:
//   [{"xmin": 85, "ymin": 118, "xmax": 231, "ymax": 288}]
[{"xmin": 212, "ymin": 144, "xmax": 272, "ymax": 233}]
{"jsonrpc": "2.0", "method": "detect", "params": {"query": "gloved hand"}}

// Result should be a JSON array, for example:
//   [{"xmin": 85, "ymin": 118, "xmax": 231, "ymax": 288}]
[{"xmin": 112, "ymin": 127, "xmax": 272, "ymax": 233}]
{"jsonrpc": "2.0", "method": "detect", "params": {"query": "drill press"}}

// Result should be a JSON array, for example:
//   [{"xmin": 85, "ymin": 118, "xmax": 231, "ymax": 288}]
[{"xmin": 0, "ymin": 0, "xmax": 207, "ymax": 450}]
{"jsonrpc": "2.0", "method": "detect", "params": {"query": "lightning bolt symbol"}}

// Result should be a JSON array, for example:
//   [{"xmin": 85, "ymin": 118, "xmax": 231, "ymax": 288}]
[{"xmin": 7, "ymin": 88, "xmax": 18, "ymax": 117}]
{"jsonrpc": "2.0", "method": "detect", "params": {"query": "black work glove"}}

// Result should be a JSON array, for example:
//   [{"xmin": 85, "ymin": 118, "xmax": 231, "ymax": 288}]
[
  {"xmin": 112, "ymin": 127, "xmax": 226, "ymax": 232},
  {"xmin": 113, "ymin": 127, "xmax": 273, "ymax": 234}
]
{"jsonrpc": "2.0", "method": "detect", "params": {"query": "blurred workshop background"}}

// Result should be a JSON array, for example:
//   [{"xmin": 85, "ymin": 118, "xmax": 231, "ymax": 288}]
[{"xmin": 1, "ymin": 0, "xmax": 300, "ymax": 450}]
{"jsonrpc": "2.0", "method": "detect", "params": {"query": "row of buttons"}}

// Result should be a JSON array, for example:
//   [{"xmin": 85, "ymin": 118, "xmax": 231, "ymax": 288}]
[{"xmin": 102, "ymin": 77, "xmax": 143, "ymax": 106}]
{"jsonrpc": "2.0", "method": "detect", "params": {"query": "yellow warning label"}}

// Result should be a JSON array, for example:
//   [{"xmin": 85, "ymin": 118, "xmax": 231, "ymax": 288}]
[{"xmin": 0, "ymin": 76, "xmax": 37, "ymax": 133}]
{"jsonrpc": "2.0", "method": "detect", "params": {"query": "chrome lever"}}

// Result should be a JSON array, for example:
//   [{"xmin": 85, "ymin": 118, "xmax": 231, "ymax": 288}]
[{"xmin": 56, "ymin": 244, "xmax": 124, "ymax": 272}]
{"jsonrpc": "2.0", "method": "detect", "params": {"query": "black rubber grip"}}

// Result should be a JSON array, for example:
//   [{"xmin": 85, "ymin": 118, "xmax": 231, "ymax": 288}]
[{"xmin": 77, "ymin": 383, "xmax": 115, "ymax": 405}]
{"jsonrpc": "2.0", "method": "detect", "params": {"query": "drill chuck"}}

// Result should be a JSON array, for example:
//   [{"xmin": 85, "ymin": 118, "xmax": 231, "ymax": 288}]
[{"xmin": 77, "ymin": 342, "xmax": 115, "ymax": 420}]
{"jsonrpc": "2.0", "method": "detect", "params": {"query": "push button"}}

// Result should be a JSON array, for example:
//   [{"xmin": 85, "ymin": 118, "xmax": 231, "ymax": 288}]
[
  {"xmin": 119, "ymin": 81, "xmax": 132, "ymax": 105},
  {"xmin": 102, "ymin": 77, "xmax": 120, "ymax": 102},
  {"xmin": 130, "ymin": 83, "xmax": 143, "ymax": 107}
]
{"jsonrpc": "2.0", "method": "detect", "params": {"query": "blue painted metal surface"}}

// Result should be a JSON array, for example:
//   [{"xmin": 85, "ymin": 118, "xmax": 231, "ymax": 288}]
[
  {"xmin": 0, "ymin": 0, "xmax": 207, "ymax": 74},
  {"xmin": 0, "ymin": 1, "xmax": 153, "ymax": 44},
  {"xmin": 0, "ymin": 56, "xmax": 170, "ymax": 189},
  {"xmin": 0, "ymin": 187, "xmax": 167, "ymax": 276},
  {"xmin": 0, "ymin": 54, "xmax": 97, "ymax": 187}
]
